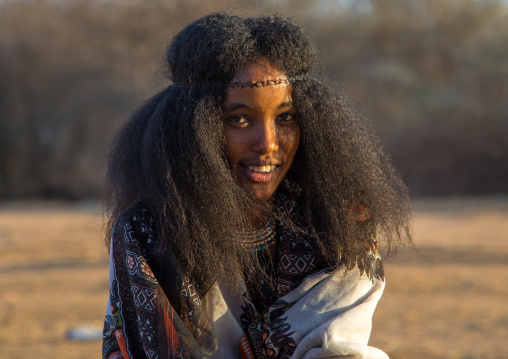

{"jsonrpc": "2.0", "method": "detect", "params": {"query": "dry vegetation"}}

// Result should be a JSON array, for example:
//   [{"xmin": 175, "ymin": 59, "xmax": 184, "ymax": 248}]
[
  {"xmin": 0, "ymin": 0, "xmax": 507, "ymax": 199},
  {"xmin": 0, "ymin": 0, "xmax": 507, "ymax": 357},
  {"xmin": 0, "ymin": 197, "xmax": 507, "ymax": 358}
]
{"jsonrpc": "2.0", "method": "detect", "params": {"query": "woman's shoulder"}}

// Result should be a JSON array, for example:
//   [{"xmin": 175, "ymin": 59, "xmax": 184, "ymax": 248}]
[
  {"xmin": 112, "ymin": 200, "xmax": 159, "ymax": 247},
  {"xmin": 116, "ymin": 200, "xmax": 154, "ymax": 222}
]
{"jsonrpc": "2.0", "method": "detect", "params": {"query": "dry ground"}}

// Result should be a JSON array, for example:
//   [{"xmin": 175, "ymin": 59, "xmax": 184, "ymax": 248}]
[{"xmin": 0, "ymin": 197, "xmax": 507, "ymax": 358}]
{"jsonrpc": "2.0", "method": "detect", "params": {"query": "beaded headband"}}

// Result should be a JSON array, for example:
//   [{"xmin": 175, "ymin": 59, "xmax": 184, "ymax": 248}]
[{"xmin": 170, "ymin": 75, "xmax": 310, "ymax": 88}]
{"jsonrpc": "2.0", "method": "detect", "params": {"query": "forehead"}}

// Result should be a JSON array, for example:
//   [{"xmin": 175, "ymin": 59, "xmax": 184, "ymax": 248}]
[
  {"xmin": 224, "ymin": 59, "xmax": 293, "ymax": 107},
  {"xmin": 232, "ymin": 59, "xmax": 287, "ymax": 84}
]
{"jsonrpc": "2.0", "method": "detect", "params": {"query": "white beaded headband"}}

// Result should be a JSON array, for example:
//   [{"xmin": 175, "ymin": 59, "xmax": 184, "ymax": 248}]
[{"xmin": 170, "ymin": 75, "xmax": 311, "ymax": 88}]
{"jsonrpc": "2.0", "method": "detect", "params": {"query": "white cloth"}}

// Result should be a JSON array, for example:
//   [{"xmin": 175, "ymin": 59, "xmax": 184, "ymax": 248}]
[{"xmin": 203, "ymin": 265, "xmax": 388, "ymax": 359}]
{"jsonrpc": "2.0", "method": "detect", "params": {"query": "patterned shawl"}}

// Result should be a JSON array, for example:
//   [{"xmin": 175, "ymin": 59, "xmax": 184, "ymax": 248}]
[{"xmin": 102, "ymin": 185, "xmax": 387, "ymax": 359}]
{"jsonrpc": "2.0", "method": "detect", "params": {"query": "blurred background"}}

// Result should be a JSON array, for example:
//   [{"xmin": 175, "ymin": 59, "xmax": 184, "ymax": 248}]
[
  {"xmin": 0, "ymin": 0, "xmax": 507, "ymax": 199},
  {"xmin": 0, "ymin": 0, "xmax": 507, "ymax": 358}
]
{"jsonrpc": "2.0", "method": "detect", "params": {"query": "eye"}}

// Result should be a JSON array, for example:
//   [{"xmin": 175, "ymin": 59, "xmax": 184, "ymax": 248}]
[
  {"xmin": 276, "ymin": 112, "xmax": 297, "ymax": 124},
  {"xmin": 227, "ymin": 115, "xmax": 250, "ymax": 127}
]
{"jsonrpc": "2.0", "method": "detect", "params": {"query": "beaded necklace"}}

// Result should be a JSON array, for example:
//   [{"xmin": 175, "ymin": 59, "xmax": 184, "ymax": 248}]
[{"xmin": 239, "ymin": 220, "xmax": 277, "ymax": 252}]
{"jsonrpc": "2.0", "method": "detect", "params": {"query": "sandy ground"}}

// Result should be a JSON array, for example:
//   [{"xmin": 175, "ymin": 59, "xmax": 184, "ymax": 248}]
[{"xmin": 0, "ymin": 197, "xmax": 507, "ymax": 359}]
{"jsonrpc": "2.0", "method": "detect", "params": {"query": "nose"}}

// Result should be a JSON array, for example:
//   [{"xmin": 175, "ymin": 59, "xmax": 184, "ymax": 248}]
[{"xmin": 252, "ymin": 122, "xmax": 278, "ymax": 154}]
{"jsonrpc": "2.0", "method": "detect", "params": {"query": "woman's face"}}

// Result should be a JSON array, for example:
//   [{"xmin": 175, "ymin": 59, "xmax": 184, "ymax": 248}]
[{"xmin": 223, "ymin": 59, "xmax": 300, "ymax": 201}]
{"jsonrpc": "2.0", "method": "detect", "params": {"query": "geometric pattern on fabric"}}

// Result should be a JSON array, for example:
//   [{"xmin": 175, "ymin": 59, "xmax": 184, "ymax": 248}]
[
  {"xmin": 278, "ymin": 253, "xmax": 316, "ymax": 274},
  {"xmin": 179, "ymin": 275, "xmax": 213, "ymax": 346},
  {"xmin": 181, "ymin": 276, "xmax": 201, "ymax": 307},
  {"xmin": 102, "ymin": 202, "xmax": 218, "ymax": 359},
  {"xmin": 146, "ymin": 349, "xmax": 158, "ymax": 359},
  {"xmin": 123, "ymin": 223, "xmax": 138, "ymax": 244},
  {"xmin": 103, "ymin": 184, "xmax": 385, "ymax": 359},
  {"xmin": 137, "ymin": 313, "xmax": 156, "ymax": 345},
  {"xmin": 239, "ymin": 182, "xmax": 385, "ymax": 359},
  {"xmin": 239, "ymin": 333, "xmax": 256, "ymax": 359},
  {"xmin": 132, "ymin": 284, "xmax": 157, "ymax": 312},
  {"xmin": 126, "ymin": 250, "xmax": 157, "ymax": 283}
]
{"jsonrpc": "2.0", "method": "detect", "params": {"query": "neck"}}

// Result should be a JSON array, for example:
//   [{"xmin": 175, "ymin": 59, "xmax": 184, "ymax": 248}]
[
  {"xmin": 248, "ymin": 207, "xmax": 271, "ymax": 228},
  {"xmin": 246, "ymin": 196, "xmax": 276, "ymax": 228}
]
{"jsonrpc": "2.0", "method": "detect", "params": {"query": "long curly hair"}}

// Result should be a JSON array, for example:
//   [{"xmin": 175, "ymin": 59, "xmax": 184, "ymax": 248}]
[{"xmin": 105, "ymin": 13, "xmax": 412, "ymax": 289}]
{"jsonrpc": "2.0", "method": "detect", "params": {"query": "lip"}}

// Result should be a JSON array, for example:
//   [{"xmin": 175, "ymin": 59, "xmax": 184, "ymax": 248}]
[
  {"xmin": 241, "ymin": 159, "xmax": 281, "ymax": 166},
  {"xmin": 239, "ymin": 164, "xmax": 278, "ymax": 183}
]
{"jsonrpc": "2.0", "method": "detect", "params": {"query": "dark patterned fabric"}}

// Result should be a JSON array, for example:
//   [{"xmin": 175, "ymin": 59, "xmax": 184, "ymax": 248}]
[
  {"xmin": 102, "ymin": 184, "xmax": 384, "ymax": 359},
  {"xmin": 102, "ymin": 205, "xmax": 217, "ymax": 359},
  {"xmin": 273, "ymin": 186, "xmax": 333, "ymax": 298},
  {"xmin": 240, "ymin": 299, "xmax": 296, "ymax": 359}
]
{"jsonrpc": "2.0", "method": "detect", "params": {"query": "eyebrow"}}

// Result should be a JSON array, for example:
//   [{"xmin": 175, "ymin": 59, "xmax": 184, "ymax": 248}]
[
  {"xmin": 225, "ymin": 101, "xmax": 295, "ymax": 113},
  {"xmin": 278, "ymin": 101, "xmax": 295, "ymax": 109},
  {"xmin": 225, "ymin": 103, "xmax": 254, "ymax": 112}
]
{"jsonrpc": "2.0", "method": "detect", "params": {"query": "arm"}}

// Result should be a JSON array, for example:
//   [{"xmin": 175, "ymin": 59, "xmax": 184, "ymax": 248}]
[
  {"xmin": 102, "ymin": 206, "xmax": 217, "ymax": 359},
  {"xmin": 239, "ymin": 209, "xmax": 388, "ymax": 359},
  {"xmin": 285, "ymin": 268, "xmax": 389, "ymax": 359},
  {"xmin": 239, "ymin": 266, "xmax": 388, "ymax": 359},
  {"xmin": 286, "ymin": 219, "xmax": 389, "ymax": 359}
]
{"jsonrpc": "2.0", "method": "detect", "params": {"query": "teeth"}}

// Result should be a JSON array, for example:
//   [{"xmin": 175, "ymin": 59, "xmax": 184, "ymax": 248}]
[{"xmin": 248, "ymin": 165, "xmax": 276, "ymax": 173}]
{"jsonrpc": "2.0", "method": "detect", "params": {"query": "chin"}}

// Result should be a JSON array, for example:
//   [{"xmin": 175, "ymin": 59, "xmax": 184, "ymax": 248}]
[
  {"xmin": 249, "ymin": 186, "xmax": 277, "ymax": 201},
  {"xmin": 253, "ymin": 194, "xmax": 272, "ymax": 201}
]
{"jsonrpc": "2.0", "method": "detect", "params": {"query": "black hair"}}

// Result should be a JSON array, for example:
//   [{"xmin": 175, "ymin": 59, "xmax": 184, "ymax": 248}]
[{"xmin": 105, "ymin": 12, "xmax": 412, "ymax": 289}]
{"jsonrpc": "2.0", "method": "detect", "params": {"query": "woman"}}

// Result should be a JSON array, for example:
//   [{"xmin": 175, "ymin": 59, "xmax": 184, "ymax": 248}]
[{"xmin": 102, "ymin": 13, "xmax": 411, "ymax": 359}]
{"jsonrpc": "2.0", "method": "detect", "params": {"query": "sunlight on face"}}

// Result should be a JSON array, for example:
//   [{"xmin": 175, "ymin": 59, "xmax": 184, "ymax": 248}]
[{"xmin": 223, "ymin": 59, "xmax": 300, "ymax": 200}]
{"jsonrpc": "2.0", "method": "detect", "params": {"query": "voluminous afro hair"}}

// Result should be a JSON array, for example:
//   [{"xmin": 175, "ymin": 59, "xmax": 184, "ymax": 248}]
[{"xmin": 105, "ymin": 12, "xmax": 412, "ymax": 290}]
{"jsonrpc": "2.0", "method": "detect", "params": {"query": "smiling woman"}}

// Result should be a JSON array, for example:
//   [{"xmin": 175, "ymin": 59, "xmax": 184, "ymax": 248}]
[
  {"xmin": 102, "ymin": 13, "xmax": 412, "ymax": 359},
  {"xmin": 223, "ymin": 59, "xmax": 300, "ymax": 202}
]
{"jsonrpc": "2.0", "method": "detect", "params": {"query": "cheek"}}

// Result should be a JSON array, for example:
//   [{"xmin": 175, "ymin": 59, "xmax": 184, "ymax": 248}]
[
  {"xmin": 279, "ymin": 127, "xmax": 301, "ymax": 157},
  {"xmin": 224, "ymin": 133, "xmax": 246, "ymax": 164}
]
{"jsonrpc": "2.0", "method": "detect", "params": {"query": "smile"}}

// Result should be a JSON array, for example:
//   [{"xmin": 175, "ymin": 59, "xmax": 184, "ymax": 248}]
[
  {"xmin": 248, "ymin": 165, "xmax": 276, "ymax": 173},
  {"xmin": 239, "ymin": 164, "xmax": 278, "ymax": 183}
]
